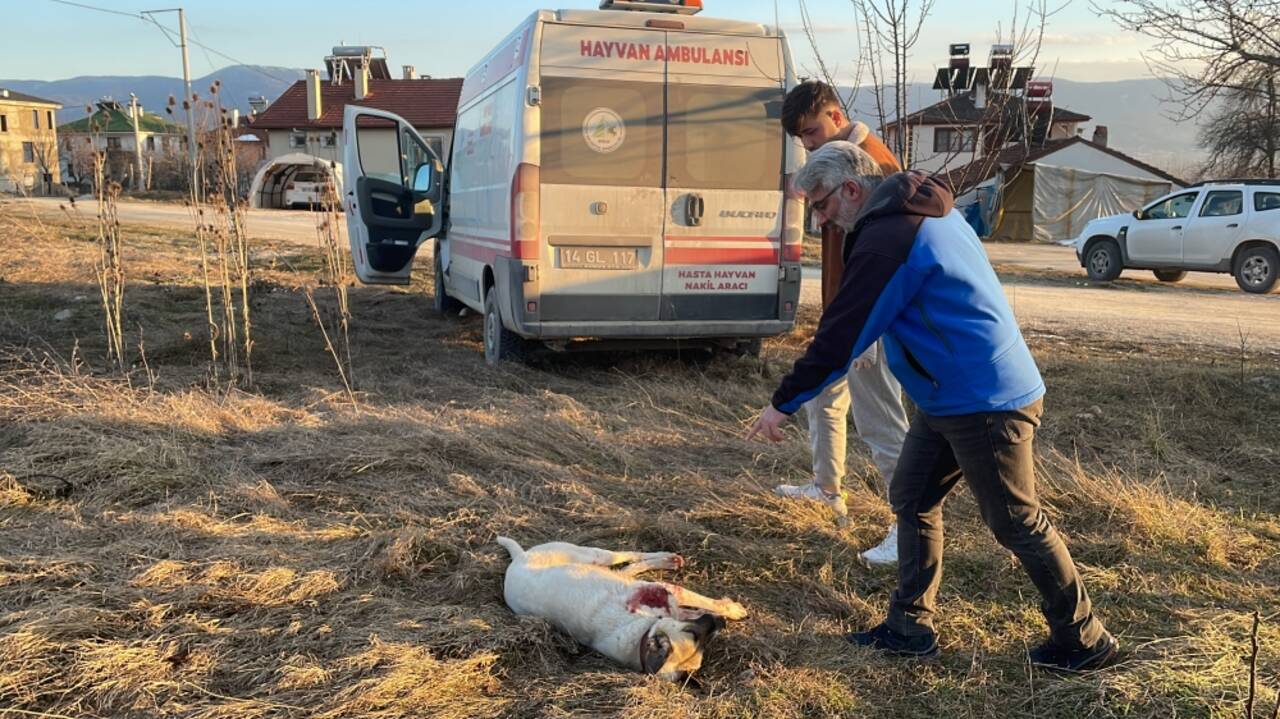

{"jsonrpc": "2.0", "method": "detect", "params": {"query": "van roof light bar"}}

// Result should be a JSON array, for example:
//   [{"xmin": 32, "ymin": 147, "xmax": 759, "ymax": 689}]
[{"xmin": 600, "ymin": 0, "xmax": 703, "ymax": 15}]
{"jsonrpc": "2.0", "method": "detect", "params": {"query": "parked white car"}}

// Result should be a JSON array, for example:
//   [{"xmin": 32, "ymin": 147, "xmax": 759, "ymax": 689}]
[
  {"xmin": 284, "ymin": 170, "xmax": 333, "ymax": 209},
  {"xmin": 1073, "ymin": 180, "xmax": 1280, "ymax": 293}
]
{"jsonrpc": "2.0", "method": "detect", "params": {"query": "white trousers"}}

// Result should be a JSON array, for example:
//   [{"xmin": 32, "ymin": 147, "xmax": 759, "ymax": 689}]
[{"xmin": 803, "ymin": 339, "xmax": 910, "ymax": 497}]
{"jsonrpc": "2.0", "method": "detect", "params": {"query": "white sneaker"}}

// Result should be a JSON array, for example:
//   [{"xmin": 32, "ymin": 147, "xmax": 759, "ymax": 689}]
[
  {"xmin": 859, "ymin": 524, "xmax": 899, "ymax": 566},
  {"xmin": 773, "ymin": 482, "xmax": 848, "ymax": 521}
]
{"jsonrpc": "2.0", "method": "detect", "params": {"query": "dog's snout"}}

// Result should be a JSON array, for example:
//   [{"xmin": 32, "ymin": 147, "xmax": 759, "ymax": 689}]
[{"xmin": 690, "ymin": 613, "xmax": 725, "ymax": 643}]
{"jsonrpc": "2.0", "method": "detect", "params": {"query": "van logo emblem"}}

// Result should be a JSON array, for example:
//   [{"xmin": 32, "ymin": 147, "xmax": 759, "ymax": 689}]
[
  {"xmin": 583, "ymin": 107, "xmax": 626, "ymax": 154},
  {"xmin": 720, "ymin": 210, "xmax": 778, "ymax": 219}
]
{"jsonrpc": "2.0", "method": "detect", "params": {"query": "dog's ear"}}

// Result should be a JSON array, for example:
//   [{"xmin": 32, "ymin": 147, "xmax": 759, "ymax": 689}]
[
  {"xmin": 642, "ymin": 632, "xmax": 671, "ymax": 674},
  {"xmin": 689, "ymin": 613, "xmax": 725, "ymax": 649}
]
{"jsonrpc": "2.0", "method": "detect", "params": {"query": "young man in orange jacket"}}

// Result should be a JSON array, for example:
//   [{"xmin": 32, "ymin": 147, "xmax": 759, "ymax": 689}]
[{"xmin": 775, "ymin": 81, "xmax": 910, "ymax": 565}]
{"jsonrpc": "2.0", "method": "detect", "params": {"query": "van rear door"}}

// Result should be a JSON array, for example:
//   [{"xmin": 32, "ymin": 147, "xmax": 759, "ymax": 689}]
[
  {"xmin": 341, "ymin": 106, "xmax": 445, "ymax": 285},
  {"xmin": 661, "ymin": 33, "xmax": 788, "ymax": 321},
  {"xmin": 537, "ymin": 23, "xmax": 668, "ymax": 322}
]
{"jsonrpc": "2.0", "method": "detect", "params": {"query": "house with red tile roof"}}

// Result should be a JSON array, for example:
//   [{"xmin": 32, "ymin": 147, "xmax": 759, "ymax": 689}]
[{"xmin": 245, "ymin": 46, "xmax": 462, "ymax": 209}]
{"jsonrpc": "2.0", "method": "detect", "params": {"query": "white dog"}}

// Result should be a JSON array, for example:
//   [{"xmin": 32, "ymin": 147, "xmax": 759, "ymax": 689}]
[{"xmin": 497, "ymin": 537, "xmax": 748, "ymax": 681}]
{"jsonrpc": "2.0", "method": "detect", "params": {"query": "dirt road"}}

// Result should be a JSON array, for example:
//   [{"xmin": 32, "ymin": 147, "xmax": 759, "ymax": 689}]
[
  {"xmin": 12, "ymin": 196, "xmax": 321, "ymax": 245},
  {"xmin": 8, "ymin": 196, "xmax": 1277, "ymax": 351},
  {"xmin": 808, "ymin": 246, "xmax": 1280, "ymax": 351}
]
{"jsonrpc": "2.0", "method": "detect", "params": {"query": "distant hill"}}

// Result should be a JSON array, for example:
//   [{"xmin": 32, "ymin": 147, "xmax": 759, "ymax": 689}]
[
  {"xmin": 0, "ymin": 65, "xmax": 305, "ymax": 122},
  {"xmin": 840, "ymin": 77, "xmax": 1208, "ymax": 179}
]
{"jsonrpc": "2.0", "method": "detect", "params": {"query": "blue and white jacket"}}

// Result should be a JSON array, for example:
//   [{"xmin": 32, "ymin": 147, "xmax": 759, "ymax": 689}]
[{"xmin": 772, "ymin": 172, "xmax": 1045, "ymax": 417}]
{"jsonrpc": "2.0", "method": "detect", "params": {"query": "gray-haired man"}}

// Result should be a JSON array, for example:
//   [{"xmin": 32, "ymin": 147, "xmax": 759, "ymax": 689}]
[{"xmin": 746, "ymin": 142, "xmax": 1118, "ymax": 672}]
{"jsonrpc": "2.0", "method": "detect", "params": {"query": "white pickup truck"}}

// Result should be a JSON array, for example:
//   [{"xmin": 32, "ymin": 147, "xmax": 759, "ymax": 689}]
[{"xmin": 1073, "ymin": 180, "xmax": 1280, "ymax": 294}]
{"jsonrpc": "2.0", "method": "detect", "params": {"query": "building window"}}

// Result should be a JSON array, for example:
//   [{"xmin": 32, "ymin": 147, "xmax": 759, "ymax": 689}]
[
  {"xmin": 290, "ymin": 132, "xmax": 307, "ymax": 148},
  {"xmin": 933, "ymin": 127, "xmax": 977, "ymax": 153},
  {"xmin": 0, "ymin": 115, "xmax": 7, "ymax": 132},
  {"xmin": 107, "ymin": 136, "xmax": 122, "ymax": 150},
  {"xmin": 23, "ymin": 142, "xmax": 35, "ymax": 163},
  {"xmin": 32, "ymin": 110, "xmax": 40, "ymax": 129},
  {"xmin": 47, "ymin": 111, "xmax": 54, "ymax": 129},
  {"xmin": 146, "ymin": 136, "xmax": 156, "ymax": 151},
  {"xmin": 322, "ymin": 132, "xmax": 337, "ymax": 148}
]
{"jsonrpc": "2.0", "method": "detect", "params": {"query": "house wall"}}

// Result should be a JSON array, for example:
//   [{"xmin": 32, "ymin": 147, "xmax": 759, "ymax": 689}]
[
  {"xmin": 0, "ymin": 100, "xmax": 61, "ymax": 193},
  {"xmin": 58, "ymin": 131, "xmax": 185, "ymax": 190},
  {"xmin": 1048, "ymin": 121, "xmax": 1080, "ymax": 140},
  {"xmin": 886, "ymin": 124, "xmax": 980, "ymax": 174},
  {"xmin": 61, "ymin": 131, "xmax": 185, "ymax": 154}
]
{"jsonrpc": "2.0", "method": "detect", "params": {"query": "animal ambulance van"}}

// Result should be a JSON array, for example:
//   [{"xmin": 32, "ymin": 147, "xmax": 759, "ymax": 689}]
[{"xmin": 342, "ymin": 0, "xmax": 805, "ymax": 363}]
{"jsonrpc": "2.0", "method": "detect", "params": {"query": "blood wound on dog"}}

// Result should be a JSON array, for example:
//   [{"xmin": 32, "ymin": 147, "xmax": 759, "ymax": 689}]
[{"xmin": 627, "ymin": 585, "xmax": 672, "ymax": 613}]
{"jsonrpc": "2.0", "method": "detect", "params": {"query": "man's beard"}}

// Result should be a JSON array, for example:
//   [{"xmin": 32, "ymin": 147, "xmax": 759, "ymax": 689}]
[{"xmin": 833, "ymin": 198, "xmax": 864, "ymax": 233}]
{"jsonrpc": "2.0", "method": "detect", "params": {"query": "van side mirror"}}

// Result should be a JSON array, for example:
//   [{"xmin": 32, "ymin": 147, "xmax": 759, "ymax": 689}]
[
  {"xmin": 412, "ymin": 162, "xmax": 437, "ymax": 194},
  {"xmin": 1132, "ymin": 209, "xmax": 1143, "ymax": 220}
]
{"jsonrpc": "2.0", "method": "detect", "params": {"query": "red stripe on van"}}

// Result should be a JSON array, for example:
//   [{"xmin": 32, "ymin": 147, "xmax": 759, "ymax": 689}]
[
  {"xmin": 782, "ymin": 244, "xmax": 803, "ymax": 262},
  {"xmin": 514, "ymin": 240, "xmax": 538, "ymax": 259},
  {"xmin": 665, "ymin": 247, "xmax": 779, "ymax": 265},
  {"xmin": 452, "ymin": 238, "xmax": 502, "ymax": 264}
]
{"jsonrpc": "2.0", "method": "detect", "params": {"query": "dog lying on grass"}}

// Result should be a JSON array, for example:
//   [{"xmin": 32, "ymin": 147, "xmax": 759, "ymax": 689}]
[{"xmin": 497, "ymin": 537, "xmax": 748, "ymax": 681}]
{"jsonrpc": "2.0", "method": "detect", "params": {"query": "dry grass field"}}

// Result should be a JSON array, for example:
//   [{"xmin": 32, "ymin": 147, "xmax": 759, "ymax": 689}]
[{"xmin": 1, "ymin": 203, "xmax": 1278, "ymax": 718}]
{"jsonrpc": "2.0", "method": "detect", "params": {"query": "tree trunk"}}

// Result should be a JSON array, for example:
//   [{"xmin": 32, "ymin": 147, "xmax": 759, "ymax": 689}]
[{"xmin": 1268, "ymin": 75, "xmax": 1277, "ymax": 178}]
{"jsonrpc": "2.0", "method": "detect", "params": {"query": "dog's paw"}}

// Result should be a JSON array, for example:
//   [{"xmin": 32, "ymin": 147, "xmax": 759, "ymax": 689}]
[
  {"xmin": 652, "ymin": 553, "xmax": 684, "ymax": 571},
  {"xmin": 719, "ymin": 599, "xmax": 748, "ymax": 620}
]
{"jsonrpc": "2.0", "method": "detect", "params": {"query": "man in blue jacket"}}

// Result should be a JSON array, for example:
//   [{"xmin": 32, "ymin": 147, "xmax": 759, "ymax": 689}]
[{"xmin": 746, "ymin": 142, "xmax": 1118, "ymax": 671}]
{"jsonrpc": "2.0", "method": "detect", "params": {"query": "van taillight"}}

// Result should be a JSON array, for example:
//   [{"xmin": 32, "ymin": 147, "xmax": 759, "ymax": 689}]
[
  {"xmin": 782, "ymin": 173, "xmax": 803, "ymax": 261},
  {"xmin": 511, "ymin": 163, "xmax": 540, "ymax": 260},
  {"xmin": 286, "ymin": 183, "xmax": 296, "ymax": 191}
]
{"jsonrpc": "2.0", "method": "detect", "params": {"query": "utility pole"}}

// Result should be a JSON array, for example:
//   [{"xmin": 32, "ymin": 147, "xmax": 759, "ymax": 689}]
[
  {"xmin": 142, "ymin": 7, "xmax": 199, "ymax": 196},
  {"xmin": 129, "ymin": 94, "xmax": 145, "ymax": 192}
]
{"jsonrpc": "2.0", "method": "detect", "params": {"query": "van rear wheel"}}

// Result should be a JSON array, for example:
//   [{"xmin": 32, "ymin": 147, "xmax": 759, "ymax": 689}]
[{"xmin": 483, "ymin": 290, "xmax": 526, "ymax": 365}]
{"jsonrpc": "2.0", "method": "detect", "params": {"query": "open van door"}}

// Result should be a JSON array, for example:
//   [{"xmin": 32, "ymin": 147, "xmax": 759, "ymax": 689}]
[{"xmin": 342, "ymin": 105, "xmax": 445, "ymax": 285}]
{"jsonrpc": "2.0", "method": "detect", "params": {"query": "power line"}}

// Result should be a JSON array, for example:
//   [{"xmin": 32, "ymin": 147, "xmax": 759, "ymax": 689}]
[
  {"xmin": 45, "ymin": 0, "xmax": 138, "ymax": 19},
  {"xmin": 187, "ymin": 23, "xmax": 220, "ymax": 75},
  {"xmin": 142, "ymin": 14, "xmax": 294, "ymax": 84},
  {"xmin": 43, "ymin": 0, "xmax": 294, "ymax": 86}
]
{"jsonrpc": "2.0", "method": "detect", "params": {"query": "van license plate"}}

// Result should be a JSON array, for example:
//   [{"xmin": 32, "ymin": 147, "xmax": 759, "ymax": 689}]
[{"xmin": 560, "ymin": 247, "xmax": 637, "ymax": 270}]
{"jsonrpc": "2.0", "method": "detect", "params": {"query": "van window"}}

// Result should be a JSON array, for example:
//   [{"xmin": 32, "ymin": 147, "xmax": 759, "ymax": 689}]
[
  {"xmin": 354, "ymin": 118, "xmax": 402, "ymax": 185},
  {"xmin": 667, "ymin": 85, "xmax": 783, "ymax": 191},
  {"xmin": 540, "ymin": 77, "xmax": 663, "ymax": 187},
  {"xmin": 400, "ymin": 126, "xmax": 435, "ymax": 185}
]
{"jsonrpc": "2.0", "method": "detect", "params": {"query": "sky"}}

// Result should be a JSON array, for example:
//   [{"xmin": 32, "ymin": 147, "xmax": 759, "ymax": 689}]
[{"xmin": 11, "ymin": 0, "xmax": 1156, "ymax": 85}]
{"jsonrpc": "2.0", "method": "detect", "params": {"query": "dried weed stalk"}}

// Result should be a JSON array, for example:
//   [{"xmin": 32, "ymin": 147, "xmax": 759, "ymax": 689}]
[
  {"xmin": 92, "ymin": 147, "xmax": 126, "ymax": 372},
  {"xmin": 183, "ymin": 83, "xmax": 254, "ymax": 388},
  {"xmin": 305, "ymin": 169, "xmax": 357, "ymax": 407}
]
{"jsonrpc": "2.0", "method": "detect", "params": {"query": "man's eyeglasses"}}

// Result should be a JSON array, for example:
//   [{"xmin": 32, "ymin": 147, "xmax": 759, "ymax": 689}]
[{"xmin": 810, "ymin": 184, "xmax": 841, "ymax": 216}]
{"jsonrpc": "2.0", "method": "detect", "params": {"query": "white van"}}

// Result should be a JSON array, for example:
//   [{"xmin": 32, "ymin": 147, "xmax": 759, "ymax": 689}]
[{"xmin": 343, "ymin": 0, "xmax": 805, "ymax": 363}]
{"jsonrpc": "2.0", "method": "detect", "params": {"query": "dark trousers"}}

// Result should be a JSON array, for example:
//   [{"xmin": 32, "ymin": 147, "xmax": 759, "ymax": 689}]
[{"xmin": 885, "ymin": 399, "xmax": 1107, "ymax": 650}]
